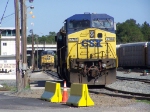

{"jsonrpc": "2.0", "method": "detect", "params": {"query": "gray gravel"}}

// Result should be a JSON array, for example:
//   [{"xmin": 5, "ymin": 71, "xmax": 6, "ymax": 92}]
[
  {"xmin": 1, "ymin": 70, "xmax": 150, "ymax": 111},
  {"xmin": 106, "ymin": 80, "xmax": 150, "ymax": 94},
  {"xmin": 105, "ymin": 71, "xmax": 150, "ymax": 94},
  {"xmin": 1, "ymin": 71, "xmax": 150, "ymax": 95}
]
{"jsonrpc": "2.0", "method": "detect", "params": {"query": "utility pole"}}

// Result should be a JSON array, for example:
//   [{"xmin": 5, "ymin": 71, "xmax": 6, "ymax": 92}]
[
  {"xmin": 14, "ymin": 0, "xmax": 22, "ymax": 92},
  {"xmin": 20, "ymin": 0, "xmax": 28, "ymax": 88}
]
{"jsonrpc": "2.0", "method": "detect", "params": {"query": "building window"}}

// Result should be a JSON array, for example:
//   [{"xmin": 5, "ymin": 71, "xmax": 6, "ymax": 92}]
[
  {"xmin": 3, "ymin": 43, "xmax": 7, "ymax": 46},
  {"xmin": 12, "ymin": 30, "xmax": 16, "ymax": 36},
  {"xmin": 6, "ymin": 30, "xmax": 11, "ymax": 36},
  {"xmin": 1, "ymin": 30, "xmax": 6, "ymax": 36}
]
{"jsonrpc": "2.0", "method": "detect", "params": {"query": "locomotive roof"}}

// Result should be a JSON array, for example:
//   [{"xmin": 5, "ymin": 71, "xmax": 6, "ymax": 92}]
[{"xmin": 65, "ymin": 13, "xmax": 114, "ymax": 21}]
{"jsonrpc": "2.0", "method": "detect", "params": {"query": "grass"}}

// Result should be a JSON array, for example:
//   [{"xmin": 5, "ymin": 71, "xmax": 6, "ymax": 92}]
[
  {"xmin": 0, "ymin": 83, "xmax": 16, "ymax": 91},
  {"xmin": 137, "ymin": 100, "xmax": 150, "ymax": 104},
  {"xmin": 25, "ymin": 84, "xmax": 30, "ymax": 90}
]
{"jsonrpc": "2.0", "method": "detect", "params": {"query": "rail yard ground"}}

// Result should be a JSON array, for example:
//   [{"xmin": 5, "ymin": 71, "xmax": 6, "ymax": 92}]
[{"xmin": 0, "ymin": 70, "xmax": 150, "ymax": 111}]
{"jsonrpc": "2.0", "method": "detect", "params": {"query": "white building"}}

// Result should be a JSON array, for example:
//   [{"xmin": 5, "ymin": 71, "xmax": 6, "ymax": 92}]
[{"xmin": 0, "ymin": 27, "xmax": 21, "ymax": 73}]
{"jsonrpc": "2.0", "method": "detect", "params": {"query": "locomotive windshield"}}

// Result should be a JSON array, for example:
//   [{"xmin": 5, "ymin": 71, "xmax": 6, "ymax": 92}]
[
  {"xmin": 68, "ymin": 20, "xmax": 90, "ymax": 29},
  {"xmin": 68, "ymin": 19, "xmax": 114, "ymax": 30},
  {"xmin": 46, "ymin": 51, "xmax": 55, "ymax": 55},
  {"xmin": 41, "ymin": 50, "xmax": 55, "ymax": 56},
  {"xmin": 92, "ymin": 19, "xmax": 114, "ymax": 29}
]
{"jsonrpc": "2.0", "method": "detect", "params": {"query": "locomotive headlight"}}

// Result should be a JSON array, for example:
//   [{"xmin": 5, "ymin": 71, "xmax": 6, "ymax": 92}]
[
  {"xmin": 68, "ymin": 38, "xmax": 78, "ymax": 42},
  {"xmin": 102, "ymin": 64, "xmax": 106, "ymax": 68}
]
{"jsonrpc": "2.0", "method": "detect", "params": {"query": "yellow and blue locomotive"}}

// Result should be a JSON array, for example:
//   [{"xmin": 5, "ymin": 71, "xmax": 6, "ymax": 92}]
[
  {"xmin": 55, "ymin": 13, "xmax": 117, "ymax": 85},
  {"xmin": 41, "ymin": 50, "xmax": 55, "ymax": 71}
]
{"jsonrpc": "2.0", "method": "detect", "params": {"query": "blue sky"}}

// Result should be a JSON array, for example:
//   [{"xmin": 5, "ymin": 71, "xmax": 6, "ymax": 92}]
[{"xmin": 0, "ymin": 0, "xmax": 150, "ymax": 36}]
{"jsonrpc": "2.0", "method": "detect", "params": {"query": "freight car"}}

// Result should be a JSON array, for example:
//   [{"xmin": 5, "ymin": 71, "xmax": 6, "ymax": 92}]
[
  {"xmin": 41, "ymin": 50, "xmax": 55, "ymax": 71},
  {"xmin": 55, "ymin": 13, "xmax": 118, "ymax": 85},
  {"xmin": 117, "ymin": 42, "xmax": 150, "ymax": 68}
]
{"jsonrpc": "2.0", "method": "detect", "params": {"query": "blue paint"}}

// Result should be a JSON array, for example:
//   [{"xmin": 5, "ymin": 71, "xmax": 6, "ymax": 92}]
[
  {"xmin": 81, "ymin": 39, "xmax": 102, "ymax": 47},
  {"xmin": 65, "ymin": 13, "xmax": 115, "ymax": 34}
]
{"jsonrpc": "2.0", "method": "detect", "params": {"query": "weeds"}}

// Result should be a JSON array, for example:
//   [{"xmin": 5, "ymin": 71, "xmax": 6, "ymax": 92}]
[
  {"xmin": 0, "ymin": 83, "xmax": 13, "ymax": 91},
  {"xmin": 137, "ymin": 100, "xmax": 150, "ymax": 104},
  {"xmin": 25, "ymin": 84, "xmax": 30, "ymax": 90}
]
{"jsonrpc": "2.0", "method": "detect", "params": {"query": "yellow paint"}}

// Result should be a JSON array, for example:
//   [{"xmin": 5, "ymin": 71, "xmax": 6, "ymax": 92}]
[
  {"xmin": 41, "ymin": 81, "xmax": 62, "ymax": 103},
  {"xmin": 41, "ymin": 55, "xmax": 54, "ymax": 65},
  {"xmin": 67, "ymin": 28, "xmax": 117, "ymax": 69},
  {"xmin": 66, "ymin": 83, "xmax": 94, "ymax": 107}
]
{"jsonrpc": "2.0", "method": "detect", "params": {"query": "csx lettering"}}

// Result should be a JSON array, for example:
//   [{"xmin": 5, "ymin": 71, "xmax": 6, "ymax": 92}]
[{"xmin": 81, "ymin": 39, "xmax": 102, "ymax": 47}]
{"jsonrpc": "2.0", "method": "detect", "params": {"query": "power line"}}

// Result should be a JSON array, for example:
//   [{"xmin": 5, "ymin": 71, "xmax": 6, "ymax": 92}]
[
  {"xmin": 1, "ymin": 6, "xmax": 34, "ymax": 28},
  {"xmin": 0, "ymin": 0, "xmax": 10, "ymax": 25},
  {"xmin": 2, "ymin": 5, "xmax": 32, "ymax": 23},
  {"xmin": 2, "ymin": 12, "xmax": 34, "ymax": 25},
  {"xmin": 3, "ymin": 13, "xmax": 15, "ymax": 19}
]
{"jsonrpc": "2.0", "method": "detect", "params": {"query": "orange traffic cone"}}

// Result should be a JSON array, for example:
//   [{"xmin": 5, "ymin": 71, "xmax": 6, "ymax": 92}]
[{"xmin": 62, "ymin": 81, "xmax": 68, "ymax": 103}]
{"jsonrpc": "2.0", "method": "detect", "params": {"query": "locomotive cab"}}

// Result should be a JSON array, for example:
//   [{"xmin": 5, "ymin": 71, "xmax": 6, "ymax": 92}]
[{"xmin": 56, "ymin": 13, "xmax": 117, "ymax": 85}]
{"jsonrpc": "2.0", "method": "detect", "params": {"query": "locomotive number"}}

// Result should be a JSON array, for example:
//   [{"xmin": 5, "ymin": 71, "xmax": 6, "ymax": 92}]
[{"xmin": 81, "ymin": 39, "xmax": 102, "ymax": 47}]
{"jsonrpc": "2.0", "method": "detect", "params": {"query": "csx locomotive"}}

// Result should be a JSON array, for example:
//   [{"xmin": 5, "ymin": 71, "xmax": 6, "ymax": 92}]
[
  {"xmin": 41, "ymin": 50, "xmax": 55, "ymax": 71},
  {"xmin": 55, "ymin": 13, "xmax": 117, "ymax": 85}
]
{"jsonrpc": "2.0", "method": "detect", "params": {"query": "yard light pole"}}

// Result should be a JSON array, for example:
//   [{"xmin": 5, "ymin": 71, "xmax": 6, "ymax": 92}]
[
  {"xmin": 29, "ymin": 2, "xmax": 35, "ymax": 72},
  {"xmin": 36, "ymin": 36, "xmax": 39, "ymax": 69},
  {"xmin": 30, "ymin": 29, "xmax": 35, "ymax": 72}
]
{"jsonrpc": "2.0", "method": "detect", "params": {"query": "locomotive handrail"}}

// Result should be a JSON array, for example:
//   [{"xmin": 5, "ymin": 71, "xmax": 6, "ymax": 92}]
[
  {"xmin": 107, "ymin": 43, "xmax": 117, "ymax": 58},
  {"xmin": 57, "ymin": 46, "xmax": 65, "ymax": 51},
  {"xmin": 76, "ymin": 42, "xmax": 112, "ymax": 59},
  {"xmin": 77, "ymin": 42, "xmax": 89, "ymax": 59},
  {"xmin": 107, "ymin": 43, "xmax": 118, "ymax": 67},
  {"xmin": 66, "ymin": 41, "xmax": 117, "ymax": 60},
  {"xmin": 67, "ymin": 43, "xmax": 78, "ymax": 59}
]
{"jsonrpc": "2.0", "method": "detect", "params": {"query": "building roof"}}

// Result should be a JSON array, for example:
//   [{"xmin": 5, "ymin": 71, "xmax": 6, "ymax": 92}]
[{"xmin": 0, "ymin": 27, "xmax": 16, "ymax": 30}]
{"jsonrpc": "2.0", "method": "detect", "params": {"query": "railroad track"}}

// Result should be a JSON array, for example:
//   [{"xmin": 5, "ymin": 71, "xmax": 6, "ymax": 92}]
[
  {"xmin": 116, "ymin": 76, "xmax": 150, "ymax": 83},
  {"xmin": 89, "ymin": 76, "xmax": 150, "ymax": 101},
  {"xmin": 89, "ymin": 87, "xmax": 150, "ymax": 101},
  {"xmin": 42, "ymin": 70, "xmax": 150, "ymax": 101},
  {"xmin": 43, "ymin": 70, "xmax": 61, "ymax": 80}
]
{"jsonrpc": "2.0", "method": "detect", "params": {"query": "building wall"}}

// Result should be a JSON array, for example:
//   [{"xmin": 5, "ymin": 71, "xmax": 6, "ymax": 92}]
[
  {"xmin": 1, "ymin": 38, "xmax": 21, "ymax": 55},
  {"xmin": 0, "ymin": 27, "xmax": 21, "ymax": 73},
  {"xmin": 0, "ymin": 58, "xmax": 16, "ymax": 72}
]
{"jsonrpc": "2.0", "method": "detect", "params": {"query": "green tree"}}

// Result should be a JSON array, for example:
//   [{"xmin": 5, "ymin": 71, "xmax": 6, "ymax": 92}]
[
  {"xmin": 141, "ymin": 21, "xmax": 150, "ymax": 41},
  {"xmin": 27, "ymin": 32, "xmax": 56, "ymax": 44},
  {"xmin": 47, "ymin": 32, "xmax": 56, "ymax": 44},
  {"xmin": 116, "ymin": 19, "xmax": 144, "ymax": 43},
  {"xmin": 27, "ymin": 34, "xmax": 39, "ymax": 44},
  {"xmin": 27, "ymin": 34, "xmax": 32, "ymax": 44},
  {"xmin": 38, "ymin": 35, "xmax": 46, "ymax": 44}
]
